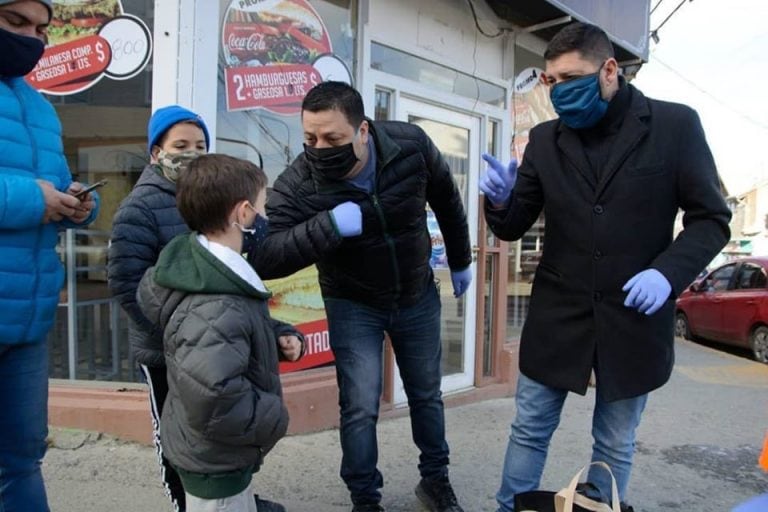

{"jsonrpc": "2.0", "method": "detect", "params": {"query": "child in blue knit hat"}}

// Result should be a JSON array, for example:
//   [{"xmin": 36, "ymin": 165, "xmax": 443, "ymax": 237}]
[{"xmin": 107, "ymin": 105, "xmax": 211, "ymax": 511}]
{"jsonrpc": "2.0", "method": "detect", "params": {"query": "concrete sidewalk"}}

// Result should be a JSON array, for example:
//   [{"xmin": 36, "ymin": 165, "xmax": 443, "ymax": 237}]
[{"xmin": 43, "ymin": 338, "xmax": 768, "ymax": 511}]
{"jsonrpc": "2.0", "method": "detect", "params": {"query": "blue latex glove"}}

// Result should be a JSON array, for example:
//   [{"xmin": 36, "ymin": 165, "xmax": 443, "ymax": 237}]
[
  {"xmin": 480, "ymin": 153, "xmax": 517, "ymax": 206},
  {"xmin": 451, "ymin": 267, "xmax": 472, "ymax": 298},
  {"xmin": 331, "ymin": 201, "xmax": 362, "ymax": 237},
  {"xmin": 622, "ymin": 269, "xmax": 672, "ymax": 315}
]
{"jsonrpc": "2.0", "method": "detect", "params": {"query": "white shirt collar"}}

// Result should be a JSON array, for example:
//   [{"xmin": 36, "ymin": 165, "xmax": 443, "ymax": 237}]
[{"xmin": 196, "ymin": 234, "xmax": 268, "ymax": 292}]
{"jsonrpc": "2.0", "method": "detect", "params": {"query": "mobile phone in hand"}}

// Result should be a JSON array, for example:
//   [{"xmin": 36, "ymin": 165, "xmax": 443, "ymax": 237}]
[{"xmin": 72, "ymin": 179, "xmax": 108, "ymax": 199}]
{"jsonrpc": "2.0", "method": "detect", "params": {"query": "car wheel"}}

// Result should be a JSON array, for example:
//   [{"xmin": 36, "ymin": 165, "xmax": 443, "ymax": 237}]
[
  {"xmin": 675, "ymin": 312, "xmax": 691, "ymax": 340},
  {"xmin": 750, "ymin": 326, "xmax": 768, "ymax": 364}
]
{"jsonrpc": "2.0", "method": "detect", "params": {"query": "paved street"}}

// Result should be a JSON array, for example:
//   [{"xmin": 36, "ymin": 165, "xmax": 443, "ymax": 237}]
[{"xmin": 43, "ymin": 338, "xmax": 768, "ymax": 511}]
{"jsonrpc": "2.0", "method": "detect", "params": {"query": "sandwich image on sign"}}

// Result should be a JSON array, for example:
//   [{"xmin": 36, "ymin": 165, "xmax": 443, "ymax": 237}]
[
  {"xmin": 49, "ymin": 0, "xmax": 122, "ymax": 46},
  {"xmin": 224, "ymin": 0, "xmax": 330, "ymax": 66}
]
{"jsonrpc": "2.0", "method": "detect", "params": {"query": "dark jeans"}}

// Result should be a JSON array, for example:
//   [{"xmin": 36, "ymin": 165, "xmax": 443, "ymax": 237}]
[
  {"xmin": 0, "ymin": 342, "xmax": 49, "ymax": 512},
  {"xmin": 325, "ymin": 281, "xmax": 449, "ymax": 505}
]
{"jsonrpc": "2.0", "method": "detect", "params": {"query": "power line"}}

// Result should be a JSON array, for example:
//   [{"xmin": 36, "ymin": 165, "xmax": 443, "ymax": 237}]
[
  {"xmin": 655, "ymin": 0, "xmax": 689, "ymax": 32},
  {"xmin": 650, "ymin": 0, "xmax": 690, "ymax": 43},
  {"xmin": 650, "ymin": 0, "xmax": 666, "ymax": 15},
  {"xmin": 650, "ymin": 55, "xmax": 768, "ymax": 131},
  {"xmin": 466, "ymin": 0, "xmax": 505, "ymax": 38}
]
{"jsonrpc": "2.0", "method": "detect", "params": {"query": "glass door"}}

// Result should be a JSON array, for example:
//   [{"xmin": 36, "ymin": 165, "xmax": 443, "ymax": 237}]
[{"xmin": 393, "ymin": 97, "xmax": 480, "ymax": 402}]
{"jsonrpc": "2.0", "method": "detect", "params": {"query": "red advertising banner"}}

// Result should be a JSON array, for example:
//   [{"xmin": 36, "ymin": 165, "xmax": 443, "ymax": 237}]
[
  {"xmin": 221, "ymin": 0, "xmax": 351, "ymax": 114},
  {"xmin": 225, "ymin": 64, "xmax": 321, "ymax": 111},
  {"xmin": 278, "ymin": 318, "xmax": 333, "ymax": 373},
  {"xmin": 25, "ymin": 1, "xmax": 152, "ymax": 96},
  {"xmin": 26, "ymin": 35, "xmax": 112, "ymax": 92}
]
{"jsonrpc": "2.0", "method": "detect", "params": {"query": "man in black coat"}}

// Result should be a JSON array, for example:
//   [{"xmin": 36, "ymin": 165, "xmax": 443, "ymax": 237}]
[
  {"xmin": 250, "ymin": 82, "xmax": 471, "ymax": 512},
  {"xmin": 480, "ymin": 23, "xmax": 731, "ymax": 512}
]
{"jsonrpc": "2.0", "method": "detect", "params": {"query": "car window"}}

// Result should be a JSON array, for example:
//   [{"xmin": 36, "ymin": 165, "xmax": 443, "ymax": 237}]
[
  {"xmin": 735, "ymin": 263, "xmax": 768, "ymax": 290},
  {"xmin": 704, "ymin": 264, "xmax": 737, "ymax": 291}
]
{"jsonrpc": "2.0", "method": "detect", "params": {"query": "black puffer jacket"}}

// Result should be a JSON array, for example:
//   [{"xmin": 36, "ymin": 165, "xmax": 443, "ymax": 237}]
[
  {"xmin": 251, "ymin": 120, "xmax": 471, "ymax": 309},
  {"xmin": 107, "ymin": 165, "xmax": 188, "ymax": 368}
]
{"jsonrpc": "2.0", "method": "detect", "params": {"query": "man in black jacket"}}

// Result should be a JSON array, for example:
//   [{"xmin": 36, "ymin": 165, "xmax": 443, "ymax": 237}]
[
  {"xmin": 481, "ymin": 23, "xmax": 731, "ymax": 512},
  {"xmin": 251, "ymin": 82, "xmax": 471, "ymax": 512}
]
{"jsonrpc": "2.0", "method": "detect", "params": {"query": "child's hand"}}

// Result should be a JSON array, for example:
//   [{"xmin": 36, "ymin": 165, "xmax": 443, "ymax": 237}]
[{"xmin": 278, "ymin": 335, "xmax": 302, "ymax": 362}]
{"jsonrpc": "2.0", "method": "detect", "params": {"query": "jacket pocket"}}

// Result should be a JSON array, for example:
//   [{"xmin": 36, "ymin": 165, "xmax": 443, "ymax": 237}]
[
  {"xmin": 536, "ymin": 263, "xmax": 562, "ymax": 280},
  {"xmin": 626, "ymin": 163, "xmax": 666, "ymax": 177}
]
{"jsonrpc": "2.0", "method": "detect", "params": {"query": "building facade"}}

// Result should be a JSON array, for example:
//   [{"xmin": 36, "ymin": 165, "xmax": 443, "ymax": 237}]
[{"xmin": 41, "ymin": 0, "xmax": 650, "ymax": 439}]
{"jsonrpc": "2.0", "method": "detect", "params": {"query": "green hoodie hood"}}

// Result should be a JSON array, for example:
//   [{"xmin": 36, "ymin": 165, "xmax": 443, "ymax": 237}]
[{"xmin": 153, "ymin": 233, "xmax": 271, "ymax": 300}]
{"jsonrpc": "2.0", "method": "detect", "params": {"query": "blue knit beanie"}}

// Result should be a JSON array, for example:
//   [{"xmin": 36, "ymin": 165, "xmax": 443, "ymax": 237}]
[{"xmin": 147, "ymin": 105, "xmax": 210, "ymax": 153}]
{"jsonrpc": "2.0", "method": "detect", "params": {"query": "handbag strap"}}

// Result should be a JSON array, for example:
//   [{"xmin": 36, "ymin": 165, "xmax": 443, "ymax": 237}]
[{"xmin": 562, "ymin": 461, "xmax": 621, "ymax": 512}]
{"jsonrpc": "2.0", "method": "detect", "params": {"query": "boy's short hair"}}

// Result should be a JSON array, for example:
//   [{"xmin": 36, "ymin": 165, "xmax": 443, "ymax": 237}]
[
  {"xmin": 177, "ymin": 154, "xmax": 267, "ymax": 234},
  {"xmin": 544, "ymin": 22, "xmax": 614, "ymax": 66}
]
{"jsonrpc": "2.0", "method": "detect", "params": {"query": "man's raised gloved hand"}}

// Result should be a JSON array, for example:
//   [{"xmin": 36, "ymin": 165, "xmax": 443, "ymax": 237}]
[
  {"xmin": 622, "ymin": 269, "xmax": 672, "ymax": 315},
  {"xmin": 451, "ymin": 267, "xmax": 472, "ymax": 298},
  {"xmin": 480, "ymin": 153, "xmax": 517, "ymax": 207},
  {"xmin": 331, "ymin": 201, "xmax": 362, "ymax": 237}
]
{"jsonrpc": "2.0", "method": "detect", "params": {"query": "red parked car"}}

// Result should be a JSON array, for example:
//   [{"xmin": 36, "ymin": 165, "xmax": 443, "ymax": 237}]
[{"xmin": 675, "ymin": 257, "xmax": 768, "ymax": 364}]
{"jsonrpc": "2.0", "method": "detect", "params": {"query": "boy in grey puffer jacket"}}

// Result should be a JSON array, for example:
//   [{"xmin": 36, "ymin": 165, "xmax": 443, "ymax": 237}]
[{"xmin": 137, "ymin": 154, "xmax": 303, "ymax": 512}]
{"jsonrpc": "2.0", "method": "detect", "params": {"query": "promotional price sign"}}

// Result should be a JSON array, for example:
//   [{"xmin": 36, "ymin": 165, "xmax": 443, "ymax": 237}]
[
  {"xmin": 26, "ymin": 0, "xmax": 152, "ymax": 95},
  {"xmin": 222, "ymin": 0, "xmax": 352, "ymax": 114}
]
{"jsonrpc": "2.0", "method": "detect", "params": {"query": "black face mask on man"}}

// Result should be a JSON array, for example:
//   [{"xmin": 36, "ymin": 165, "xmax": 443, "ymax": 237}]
[
  {"xmin": 0, "ymin": 28, "xmax": 45, "ymax": 77},
  {"xmin": 304, "ymin": 142, "xmax": 359, "ymax": 181}
]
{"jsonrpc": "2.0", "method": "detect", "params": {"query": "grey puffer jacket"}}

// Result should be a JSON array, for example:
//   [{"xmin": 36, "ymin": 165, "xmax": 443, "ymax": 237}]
[{"xmin": 137, "ymin": 233, "xmax": 297, "ymax": 473}]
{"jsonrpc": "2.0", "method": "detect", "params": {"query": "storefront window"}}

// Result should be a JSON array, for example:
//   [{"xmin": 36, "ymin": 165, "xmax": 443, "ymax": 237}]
[
  {"xmin": 370, "ymin": 42, "xmax": 506, "ymax": 108},
  {"xmin": 217, "ymin": 0, "xmax": 355, "ymax": 373},
  {"xmin": 506, "ymin": 45, "xmax": 555, "ymax": 340},
  {"xmin": 38, "ymin": 0, "xmax": 155, "ymax": 381},
  {"xmin": 374, "ymin": 88, "xmax": 391, "ymax": 121}
]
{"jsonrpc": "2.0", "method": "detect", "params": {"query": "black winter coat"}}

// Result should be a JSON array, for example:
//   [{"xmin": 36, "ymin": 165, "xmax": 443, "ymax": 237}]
[
  {"xmin": 485, "ymin": 85, "xmax": 731, "ymax": 401},
  {"xmin": 251, "ymin": 120, "xmax": 471, "ymax": 309},
  {"xmin": 107, "ymin": 165, "xmax": 189, "ymax": 367}
]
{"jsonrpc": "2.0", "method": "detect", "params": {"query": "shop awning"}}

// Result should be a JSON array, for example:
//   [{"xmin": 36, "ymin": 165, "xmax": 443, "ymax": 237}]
[{"xmin": 486, "ymin": 0, "xmax": 650, "ymax": 64}]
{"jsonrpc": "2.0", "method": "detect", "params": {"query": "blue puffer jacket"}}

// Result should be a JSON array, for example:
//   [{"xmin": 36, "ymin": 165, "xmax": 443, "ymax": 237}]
[
  {"xmin": 0, "ymin": 77, "xmax": 99, "ymax": 345},
  {"xmin": 107, "ymin": 165, "xmax": 189, "ymax": 367}
]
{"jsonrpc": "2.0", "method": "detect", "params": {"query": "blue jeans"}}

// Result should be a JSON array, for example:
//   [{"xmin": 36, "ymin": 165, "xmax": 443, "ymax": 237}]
[
  {"xmin": 325, "ymin": 282, "xmax": 449, "ymax": 505},
  {"xmin": 496, "ymin": 373, "xmax": 647, "ymax": 512},
  {"xmin": 0, "ymin": 342, "xmax": 50, "ymax": 512}
]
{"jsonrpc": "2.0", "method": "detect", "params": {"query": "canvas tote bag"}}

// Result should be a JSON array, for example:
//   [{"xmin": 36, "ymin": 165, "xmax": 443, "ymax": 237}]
[{"xmin": 514, "ymin": 462, "xmax": 621, "ymax": 512}]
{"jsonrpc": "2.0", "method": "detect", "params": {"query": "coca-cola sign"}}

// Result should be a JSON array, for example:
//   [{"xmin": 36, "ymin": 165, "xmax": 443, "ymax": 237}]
[{"xmin": 221, "ymin": 0, "xmax": 350, "ymax": 114}]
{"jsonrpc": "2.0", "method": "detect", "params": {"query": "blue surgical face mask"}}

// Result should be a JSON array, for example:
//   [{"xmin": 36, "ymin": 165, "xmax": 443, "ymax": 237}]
[
  {"xmin": 0, "ymin": 28, "xmax": 45, "ymax": 78},
  {"xmin": 549, "ymin": 67, "xmax": 609, "ymax": 129}
]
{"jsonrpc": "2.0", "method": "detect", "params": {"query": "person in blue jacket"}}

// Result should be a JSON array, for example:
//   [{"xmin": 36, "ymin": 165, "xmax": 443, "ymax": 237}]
[{"xmin": 0, "ymin": 1, "xmax": 100, "ymax": 510}]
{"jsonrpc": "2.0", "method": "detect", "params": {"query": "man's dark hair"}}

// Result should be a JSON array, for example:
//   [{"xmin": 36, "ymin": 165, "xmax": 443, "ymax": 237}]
[
  {"xmin": 177, "ymin": 154, "xmax": 267, "ymax": 234},
  {"xmin": 302, "ymin": 81, "xmax": 365, "ymax": 127},
  {"xmin": 544, "ymin": 22, "xmax": 614, "ymax": 65}
]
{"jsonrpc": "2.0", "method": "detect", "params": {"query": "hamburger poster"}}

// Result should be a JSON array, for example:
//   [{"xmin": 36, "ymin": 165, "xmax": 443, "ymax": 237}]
[
  {"xmin": 222, "ymin": 0, "xmax": 352, "ymax": 114},
  {"xmin": 266, "ymin": 266, "xmax": 335, "ymax": 374},
  {"xmin": 26, "ymin": 0, "xmax": 152, "ymax": 95}
]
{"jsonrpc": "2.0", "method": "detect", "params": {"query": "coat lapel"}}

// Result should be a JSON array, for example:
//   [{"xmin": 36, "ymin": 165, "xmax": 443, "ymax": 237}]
[
  {"xmin": 556, "ymin": 127, "xmax": 596, "ymax": 191},
  {"xmin": 595, "ymin": 88, "xmax": 651, "ymax": 199}
]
